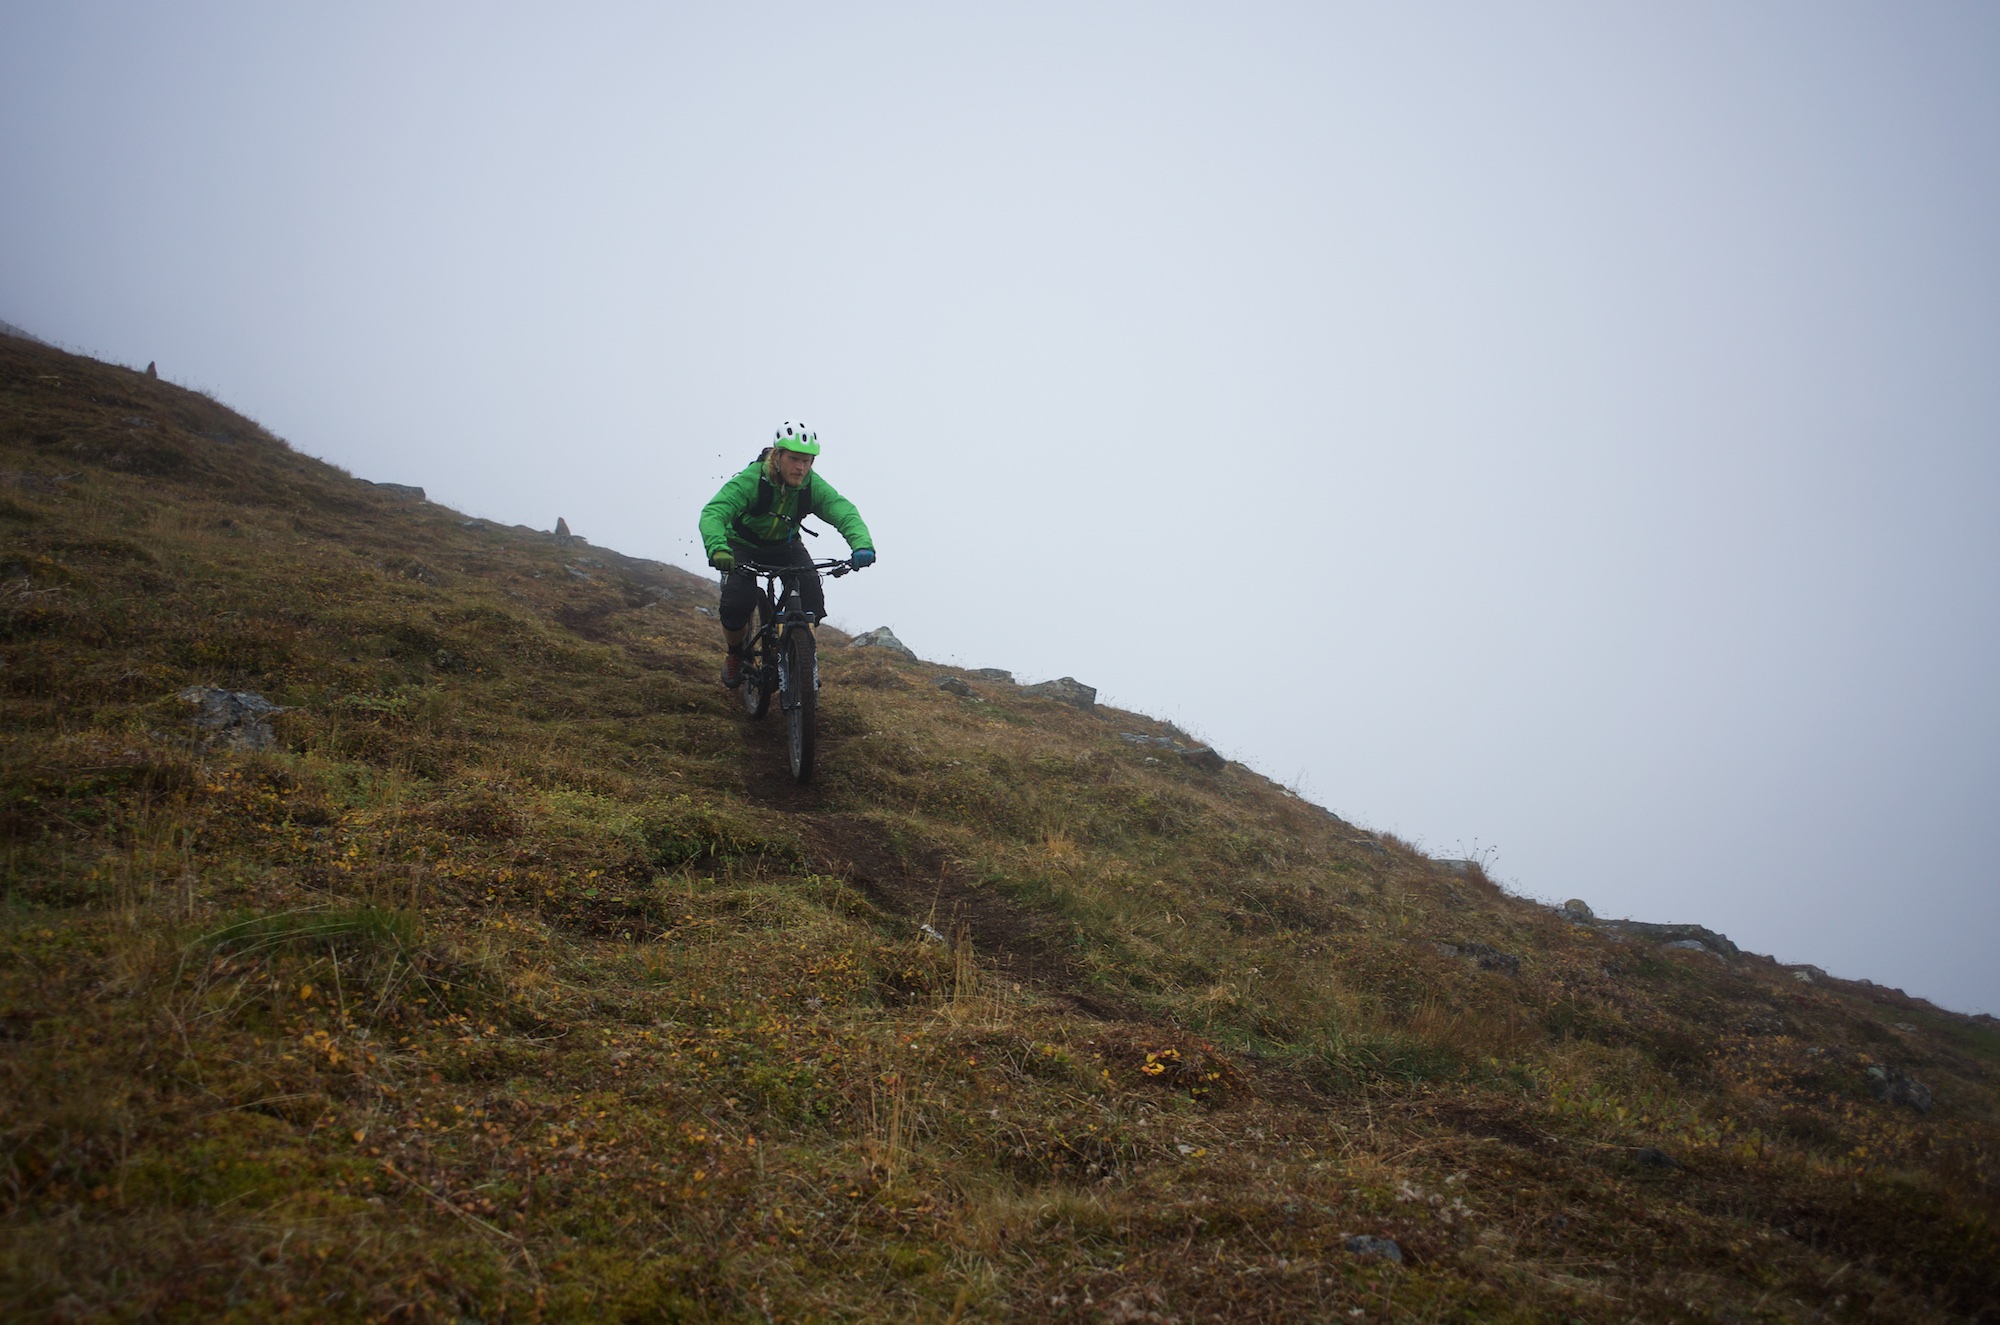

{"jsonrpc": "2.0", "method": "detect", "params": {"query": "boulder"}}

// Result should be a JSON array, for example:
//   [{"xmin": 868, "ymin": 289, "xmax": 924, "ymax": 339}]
[
  {"xmin": 1435, "ymin": 859, "xmax": 1477, "ymax": 877},
  {"xmin": 1561, "ymin": 899, "xmax": 1594, "ymax": 921},
  {"xmin": 365, "ymin": 481, "xmax": 426, "ymax": 501},
  {"xmin": 1663, "ymin": 938, "xmax": 1716, "ymax": 956},
  {"xmin": 1022, "ymin": 676, "xmax": 1096, "ymax": 710},
  {"xmin": 849, "ymin": 626, "xmax": 916, "ymax": 660},
  {"xmin": 179, "ymin": 685, "xmax": 287, "ymax": 752},
  {"xmin": 1343, "ymin": 1234, "xmax": 1403, "ymax": 1264},
  {"xmin": 933, "ymin": 676, "xmax": 976, "ymax": 698},
  {"xmin": 970, "ymin": 667, "xmax": 1014, "ymax": 683},
  {"xmin": 1866, "ymin": 1064, "xmax": 1933, "ymax": 1114},
  {"xmin": 1117, "ymin": 731, "xmax": 1224, "ymax": 771},
  {"xmin": 1177, "ymin": 745, "xmax": 1226, "ymax": 772}
]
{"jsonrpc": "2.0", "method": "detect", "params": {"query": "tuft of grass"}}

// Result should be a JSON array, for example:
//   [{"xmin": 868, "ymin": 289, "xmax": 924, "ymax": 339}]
[{"xmin": 198, "ymin": 902, "xmax": 416, "ymax": 957}]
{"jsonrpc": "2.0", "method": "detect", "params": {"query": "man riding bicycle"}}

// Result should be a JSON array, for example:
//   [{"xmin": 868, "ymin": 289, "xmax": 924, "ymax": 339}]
[{"xmin": 698, "ymin": 422, "xmax": 876, "ymax": 689}]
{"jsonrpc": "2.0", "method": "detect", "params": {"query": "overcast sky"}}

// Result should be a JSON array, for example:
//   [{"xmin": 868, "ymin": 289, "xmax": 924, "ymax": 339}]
[{"xmin": 4, "ymin": 3, "xmax": 1996, "ymax": 1013}]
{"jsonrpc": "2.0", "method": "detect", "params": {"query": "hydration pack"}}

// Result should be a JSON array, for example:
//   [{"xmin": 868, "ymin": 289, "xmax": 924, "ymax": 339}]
[{"xmin": 732, "ymin": 450, "xmax": 816, "ymax": 544}]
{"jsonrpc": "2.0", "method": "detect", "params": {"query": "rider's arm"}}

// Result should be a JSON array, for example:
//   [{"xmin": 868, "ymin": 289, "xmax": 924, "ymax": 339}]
[
  {"xmin": 809, "ymin": 473, "xmax": 874, "ymax": 553},
  {"xmin": 697, "ymin": 465, "xmax": 760, "ymax": 561}
]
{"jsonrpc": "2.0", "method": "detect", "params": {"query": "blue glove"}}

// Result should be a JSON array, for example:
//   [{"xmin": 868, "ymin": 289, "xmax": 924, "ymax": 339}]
[{"xmin": 850, "ymin": 548, "xmax": 876, "ymax": 569}]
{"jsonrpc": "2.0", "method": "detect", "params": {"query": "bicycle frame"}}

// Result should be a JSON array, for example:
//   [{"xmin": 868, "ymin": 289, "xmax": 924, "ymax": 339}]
[
  {"xmin": 738, "ymin": 557, "xmax": 855, "ymax": 700},
  {"xmin": 734, "ymin": 556, "xmax": 863, "ymax": 781}
]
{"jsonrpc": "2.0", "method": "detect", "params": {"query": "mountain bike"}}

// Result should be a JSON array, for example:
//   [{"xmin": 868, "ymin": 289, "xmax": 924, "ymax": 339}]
[{"xmin": 736, "ymin": 557, "xmax": 863, "ymax": 782}]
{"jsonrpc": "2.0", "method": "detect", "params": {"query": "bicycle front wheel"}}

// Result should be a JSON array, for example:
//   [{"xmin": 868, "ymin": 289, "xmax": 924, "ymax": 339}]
[
  {"xmin": 784, "ymin": 627, "xmax": 817, "ymax": 783},
  {"xmin": 741, "ymin": 599, "xmax": 772, "ymax": 719}
]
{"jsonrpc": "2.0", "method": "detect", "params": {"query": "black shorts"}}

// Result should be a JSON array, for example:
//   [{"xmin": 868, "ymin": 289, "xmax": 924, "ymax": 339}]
[{"xmin": 718, "ymin": 541, "xmax": 824, "ymax": 631}]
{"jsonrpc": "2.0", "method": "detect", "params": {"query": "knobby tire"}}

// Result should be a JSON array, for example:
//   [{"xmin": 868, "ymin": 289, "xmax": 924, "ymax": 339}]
[
  {"xmin": 741, "ymin": 597, "xmax": 772, "ymax": 719},
  {"xmin": 785, "ymin": 627, "xmax": 817, "ymax": 783}
]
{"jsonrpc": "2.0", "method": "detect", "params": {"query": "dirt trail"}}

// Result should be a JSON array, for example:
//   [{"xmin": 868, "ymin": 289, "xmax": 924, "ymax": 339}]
[{"xmin": 734, "ymin": 715, "xmax": 1131, "ymax": 1021}]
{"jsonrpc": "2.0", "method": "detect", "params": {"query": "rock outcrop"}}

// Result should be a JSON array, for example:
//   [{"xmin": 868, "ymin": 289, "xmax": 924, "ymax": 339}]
[
  {"xmin": 179, "ymin": 686, "xmax": 287, "ymax": 752},
  {"xmin": 849, "ymin": 627, "xmax": 916, "ymax": 659},
  {"xmin": 1867, "ymin": 1063, "xmax": 1934, "ymax": 1114},
  {"xmin": 1593, "ymin": 919, "xmax": 1742, "ymax": 959},
  {"xmin": 1117, "ymin": 730, "xmax": 1225, "ymax": 771},
  {"xmin": 1022, "ymin": 676, "xmax": 1096, "ymax": 710}
]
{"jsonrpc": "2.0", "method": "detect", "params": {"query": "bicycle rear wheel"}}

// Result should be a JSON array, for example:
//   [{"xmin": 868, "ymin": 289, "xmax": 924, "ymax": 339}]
[
  {"xmin": 784, "ymin": 627, "xmax": 817, "ymax": 782},
  {"xmin": 741, "ymin": 598, "xmax": 772, "ymax": 719}
]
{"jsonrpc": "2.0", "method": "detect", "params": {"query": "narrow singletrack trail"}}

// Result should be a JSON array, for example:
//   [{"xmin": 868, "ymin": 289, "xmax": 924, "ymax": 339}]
[{"xmin": 734, "ymin": 713, "xmax": 1132, "ymax": 1021}]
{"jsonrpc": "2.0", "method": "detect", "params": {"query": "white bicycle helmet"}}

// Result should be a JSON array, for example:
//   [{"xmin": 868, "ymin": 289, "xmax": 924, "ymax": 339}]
[{"xmin": 772, "ymin": 422, "xmax": 820, "ymax": 455}]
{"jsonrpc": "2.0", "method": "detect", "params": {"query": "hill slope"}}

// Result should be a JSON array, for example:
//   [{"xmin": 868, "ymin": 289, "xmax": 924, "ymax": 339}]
[{"xmin": 3, "ymin": 334, "xmax": 1996, "ymax": 1322}]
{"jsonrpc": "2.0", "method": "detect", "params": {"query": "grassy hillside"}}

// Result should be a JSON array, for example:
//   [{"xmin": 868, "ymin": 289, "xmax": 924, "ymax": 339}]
[{"xmin": 3, "ymin": 333, "xmax": 1996, "ymax": 1323}]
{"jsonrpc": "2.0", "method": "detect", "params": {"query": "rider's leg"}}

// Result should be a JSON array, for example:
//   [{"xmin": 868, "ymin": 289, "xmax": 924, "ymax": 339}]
[{"xmin": 716, "ymin": 556, "xmax": 756, "ymax": 686}]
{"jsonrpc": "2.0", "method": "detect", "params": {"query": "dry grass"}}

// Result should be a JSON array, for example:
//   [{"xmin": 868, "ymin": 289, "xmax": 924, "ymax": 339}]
[{"xmin": 3, "ymin": 334, "xmax": 1998, "ymax": 1321}]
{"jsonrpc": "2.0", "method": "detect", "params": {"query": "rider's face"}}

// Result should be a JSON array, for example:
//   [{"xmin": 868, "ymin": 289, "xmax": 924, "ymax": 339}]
[{"xmin": 775, "ymin": 449, "xmax": 814, "ymax": 487}]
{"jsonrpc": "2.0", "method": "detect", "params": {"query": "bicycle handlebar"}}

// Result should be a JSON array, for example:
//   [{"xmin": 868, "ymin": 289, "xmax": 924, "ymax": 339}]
[{"xmin": 739, "ymin": 558, "xmax": 867, "ymax": 579}]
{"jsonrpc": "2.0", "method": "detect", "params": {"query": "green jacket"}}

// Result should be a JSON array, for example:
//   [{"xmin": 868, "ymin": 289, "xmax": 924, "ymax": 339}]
[{"xmin": 698, "ymin": 460, "xmax": 874, "ymax": 559}]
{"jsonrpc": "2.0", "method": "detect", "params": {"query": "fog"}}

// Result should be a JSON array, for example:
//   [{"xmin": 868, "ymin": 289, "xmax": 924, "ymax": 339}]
[{"xmin": 4, "ymin": 3, "xmax": 1996, "ymax": 1012}]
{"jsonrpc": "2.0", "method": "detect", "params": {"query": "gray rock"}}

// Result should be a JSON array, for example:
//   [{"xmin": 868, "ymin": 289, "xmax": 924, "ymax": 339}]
[
  {"xmin": 179, "ymin": 685, "xmax": 287, "ymax": 752},
  {"xmin": 1343, "ymin": 1234, "xmax": 1403, "ymax": 1264},
  {"xmin": 1561, "ymin": 899, "xmax": 1594, "ymax": 921},
  {"xmin": 1664, "ymin": 938, "xmax": 1714, "ymax": 955},
  {"xmin": 849, "ymin": 626, "xmax": 916, "ymax": 660},
  {"xmin": 1117, "ymin": 732, "xmax": 1224, "ymax": 772},
  {"xmin": 1597, "ymin": 920, "xmax": 1741, "ymax": 960},
  {"xmin": 365, "ymin": 481, "xmax": 426, "ymax": 501},
  {"xmin": 970, "ymin": 667, "xmax": 1014, "ymax": 683},
  {"xmin": 934, "ymin": 676, "xmax": 975, "ymax": 698},
  {"xmin": 1435, "ymin": 859, "xmax": 1477, "ymax": 876},
  {"xmin": 1786, "ymin": 964, "xmax": 1826, "ymax": 984},
  {"xmin": 459, "ymin": 519, "xmax": 488, "ymax": 531},
  {"xmin": 554, "ymin": 517, "xmax": 572, "ymax": 538},
  {"xmin": 1021, "ymin": 676, "xmax": 1096, "ymax": 710},
  {"xmin": 1866, "ymin": 1064, "xmax": 1933, "ymax": 1114},
  {"xmin": 1177, "ymin": 745, "xmax": 1225, "ymax": 772}
]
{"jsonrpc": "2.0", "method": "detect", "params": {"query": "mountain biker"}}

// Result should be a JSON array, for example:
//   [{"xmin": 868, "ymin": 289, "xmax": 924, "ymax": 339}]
[{"xmin": 698, "ymin": 422, "xmax": 876, "ymax": 689}]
